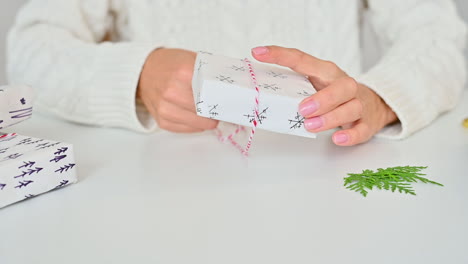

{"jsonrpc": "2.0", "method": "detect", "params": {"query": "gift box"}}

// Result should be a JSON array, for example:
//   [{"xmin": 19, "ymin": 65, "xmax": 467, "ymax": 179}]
[
  {"xmin": 0, "ymin": 85, "xmax": 77, "ymax": 208},
  {"xmin": 0, "ymin": 134, "xmax": 77, "ymax": 208},
  {"xmin": 192, "ymin": 52, "xmax": 317, "ymax": 138}
]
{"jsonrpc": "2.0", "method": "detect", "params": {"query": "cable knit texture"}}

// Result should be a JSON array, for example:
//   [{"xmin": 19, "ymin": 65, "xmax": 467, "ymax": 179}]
[{"xmin": 6, "ymin": 0, "xmax": 467, "ymax": 138}]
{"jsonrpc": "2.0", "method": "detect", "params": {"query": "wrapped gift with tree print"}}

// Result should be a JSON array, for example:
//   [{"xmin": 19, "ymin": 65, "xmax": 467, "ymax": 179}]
[
  {"xmin": 0, "ymin": 85, "xmax": 77, "ymax": 209},
  {"xmin": 192, "ymin": 52, "xmax": 317, "ymax": 138}
]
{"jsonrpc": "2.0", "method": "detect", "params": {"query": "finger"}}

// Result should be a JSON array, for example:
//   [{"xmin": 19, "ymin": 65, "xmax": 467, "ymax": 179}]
[
  {"xmin": 142, "ymin": 96, "xmax": 216, "ymax": 131},
  {"xmin": 158, "ymin": 81, "xmax": 197, "ymax": 113},
  {"xmin": 304, "ymin": 98, "xmax": 362, "ymax": 132},
  {"xmin": 157, "ymin": 118, "xmax": 204, "ymax": 133},
  {"xmin": 157, "ymin": 101, "xmax": 218, "ymax": 130},
  {"xmin": 298, "ymin": 77, "xmax": 359, "ymax": 118},
  {"xmin": 251, "ymin": 45, "xmax": 346, "ymax": 89},
  {"xmin": 332, "ymin": 121, "xmax": 374, "ymax": 146}
]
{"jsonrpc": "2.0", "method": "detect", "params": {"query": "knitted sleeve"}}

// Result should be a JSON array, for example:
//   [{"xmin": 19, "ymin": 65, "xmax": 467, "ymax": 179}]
[
  {"xmin": 357, "ymin": 0, "xmax": 467, "ymax": 139},
  {"xmin": 6, "ymin": 0, "xmax": 157, "ymax": 132}
]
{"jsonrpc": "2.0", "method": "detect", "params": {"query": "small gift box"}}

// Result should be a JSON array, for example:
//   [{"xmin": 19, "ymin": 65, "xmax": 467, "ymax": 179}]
[
  {"xmin": 192, "ymin": 52, "xmax": 317, "ymax": 138},
  {"xmin": 0, "ymin": 85, "xmax": 77, "ymax": 208},
  {"xmin": 0, "ymin": 134, "xmax": 77, "ymax": 208}
]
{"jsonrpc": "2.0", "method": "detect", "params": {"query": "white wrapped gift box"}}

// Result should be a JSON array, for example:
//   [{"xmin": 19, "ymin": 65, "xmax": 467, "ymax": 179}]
[
  {"xmin": 0, "ymin": 133, "xmax": 77, "ymax": 208},
  {"xmin": 1, "ymin": 85, "xmax": 77, "ymax": 208},
  {"xmin": 192, "ymin": 52, "xmax": 317, "ymax": 138}
]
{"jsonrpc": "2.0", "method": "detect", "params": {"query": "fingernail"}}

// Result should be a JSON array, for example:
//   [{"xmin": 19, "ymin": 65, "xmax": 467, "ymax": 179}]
[
  {"xmin": 333, "ymin": 133, "xmax": 349, "ymax": 144},
  {"xmin": 305, "ymin": 117, "xmax": 323, "ymax": 130},
  {"xmin": 252, "ymin": 46, "xmax": 269, "ymax": 55},
  {"xmin": 299, "ymin": 100, "xmax": 319, "ymax": 117}
]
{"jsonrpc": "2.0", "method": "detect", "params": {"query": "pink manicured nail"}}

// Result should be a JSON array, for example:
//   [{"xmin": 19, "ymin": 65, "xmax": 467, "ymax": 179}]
[
  {"xmin": 299, "ymin": 100, "xmax": 319, "ymax": 117},
  {"xmin": 252, "ymin": 46, "xmax": 269, "ymax": 55},
  {"xmin": 305, "ymin": 117, "xmax": 323, "ymax": 130},
  {"xmin": 333, "ymin": 133, "xmax": 349, "ymax": 144}
]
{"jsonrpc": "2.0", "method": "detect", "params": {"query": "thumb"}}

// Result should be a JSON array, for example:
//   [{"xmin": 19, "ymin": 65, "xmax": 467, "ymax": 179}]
[{"xmin": 251, "ymin": 45, "xmax": 346, "ymax": 90}]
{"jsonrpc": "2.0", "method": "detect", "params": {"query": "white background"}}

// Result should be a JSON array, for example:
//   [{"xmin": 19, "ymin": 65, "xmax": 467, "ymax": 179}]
[{"xmin": 1, "ymin": 0, "xmax": 468, "ymax": 84}]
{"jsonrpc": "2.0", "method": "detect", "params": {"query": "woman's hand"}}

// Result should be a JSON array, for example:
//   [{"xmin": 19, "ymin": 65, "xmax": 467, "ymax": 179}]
[
  {"xmin": 252, "ymin": 46, "xmax": 397, "ymax": 146},
  {"xmin": 138, "ymin": 48, "xmax": 218, "ymax": 132}
]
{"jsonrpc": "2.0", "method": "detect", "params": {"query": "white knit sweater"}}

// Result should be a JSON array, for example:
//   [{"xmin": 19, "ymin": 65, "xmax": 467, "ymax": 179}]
[{"xmin": 6, "ymin": 0, "xmax": 467, "ymax": 139}]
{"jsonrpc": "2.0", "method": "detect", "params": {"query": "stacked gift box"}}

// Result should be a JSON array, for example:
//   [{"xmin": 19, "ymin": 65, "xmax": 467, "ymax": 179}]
[{"xmin": 0, "ymin": 85, "xmax": 77, "ymax": 208}]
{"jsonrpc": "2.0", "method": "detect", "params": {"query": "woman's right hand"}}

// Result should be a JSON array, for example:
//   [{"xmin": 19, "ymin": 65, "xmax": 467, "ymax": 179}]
[{"xmin": 137, "ymin": 48, "xmax": 218, "ymax": 132}]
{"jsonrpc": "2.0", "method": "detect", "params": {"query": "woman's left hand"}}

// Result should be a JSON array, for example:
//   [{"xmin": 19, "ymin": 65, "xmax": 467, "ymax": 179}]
[{"xmin": 252, "ymin": 45, "xmax": 398, "ymax": 146}]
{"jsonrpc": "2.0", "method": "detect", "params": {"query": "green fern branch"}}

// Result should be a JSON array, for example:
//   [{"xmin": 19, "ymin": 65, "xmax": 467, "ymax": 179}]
[{"xmin": 344, "ymin": 166, "xmax": 443, "ymax": 197}]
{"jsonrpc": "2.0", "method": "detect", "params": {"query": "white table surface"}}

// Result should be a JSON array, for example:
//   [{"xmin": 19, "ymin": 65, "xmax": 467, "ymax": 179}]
[{"xmin": 1, "ymin": 91, "xmax": 467, "ymax": 264}]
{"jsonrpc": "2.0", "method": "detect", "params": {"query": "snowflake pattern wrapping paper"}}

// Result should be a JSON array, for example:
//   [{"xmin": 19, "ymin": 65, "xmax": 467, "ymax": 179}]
[
  {"xmin": 0, "ymin": 85, "xmax": 34, "ymax": 129},
  {"xmin": 0, "ymin": 134, "xmax": 77, "ymax": 208},
  {"xmin": 192, "ymin": 52, "xmax": 317, "ymax": 138}
]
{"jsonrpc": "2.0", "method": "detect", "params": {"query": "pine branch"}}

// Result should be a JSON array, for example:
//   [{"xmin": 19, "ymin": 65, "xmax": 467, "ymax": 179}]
[{"xmin": 343, "ymin": 166, "xmax": 442, "ymax": 197}]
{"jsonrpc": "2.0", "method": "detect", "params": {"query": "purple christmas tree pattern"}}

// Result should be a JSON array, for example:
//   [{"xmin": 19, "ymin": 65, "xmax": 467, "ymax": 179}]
[
  {"xmin": 4, "ymin": 153, "xmax": 23, "ymax": 160},
  {"xmin": 15, "ymin": 180, "xmax": 34, "ymax": 189},
  {"xmin": 55, "ymin": 163, "xmax": 75, "ymax": 173},
  {"xmin": 14, "ymin": 167, "xmax": 43, "ymax": 178},
  {"xmin": 54, "ymin": 180, "xmax": 70, "ymax": 189},
  {"xmin": 35, "ymin": 142, "xmax": 50, "ymax": 149},
  {"xmin": 16, "ymin": 137, "xmax": 45, "ymax": 146},
  {"xmin": 9, "ymin": 107, "xmax": 33, "ymax": 119},
  {"xmin": 19, "ymin": 161, "xmax": 35, "ymax": 169},
  {"xmin": 36, "ymin": 142, "xmax": 60, "ymax": 150},
  {"xmin": 244, "ymin": 107, "xmax": 269, "ymax": 124},
  {"xmin": 288, "ymin": 112, "xmax": 305, "ymax": 129},
  {"xmin": 54, "ymin": 147, "xmax": 68, "ymax": 155},
  {"xmin": 0, "ymin": 183, "xmax": 6, "ymax": 190},
  {"xmin": 24, "ymin": 194, "xmax": 35, "ymax": 199},
  {"xmin": 0, "ymin": 148, "xmax": 8, "ymax": 154},
  {"xmin": 16, "ymin": 137, "xmax": 32, "ymax": 145},
  {"xmin": 50, "ymin": 155, "xmax": 67, "ymax": 163}
]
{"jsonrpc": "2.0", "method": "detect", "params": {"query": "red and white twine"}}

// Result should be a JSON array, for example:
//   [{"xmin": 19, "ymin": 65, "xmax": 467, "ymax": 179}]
[
  {"xmin": 216, "ymin": 58, "xmax": 261, "ymax": 157},
  {"xmin": 242, "ymin": 58, "xmax": 261, "ymax": 155},
  {"xmin": 0, "ymin": 133, "xmax": 17, "ymax": 139}
]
